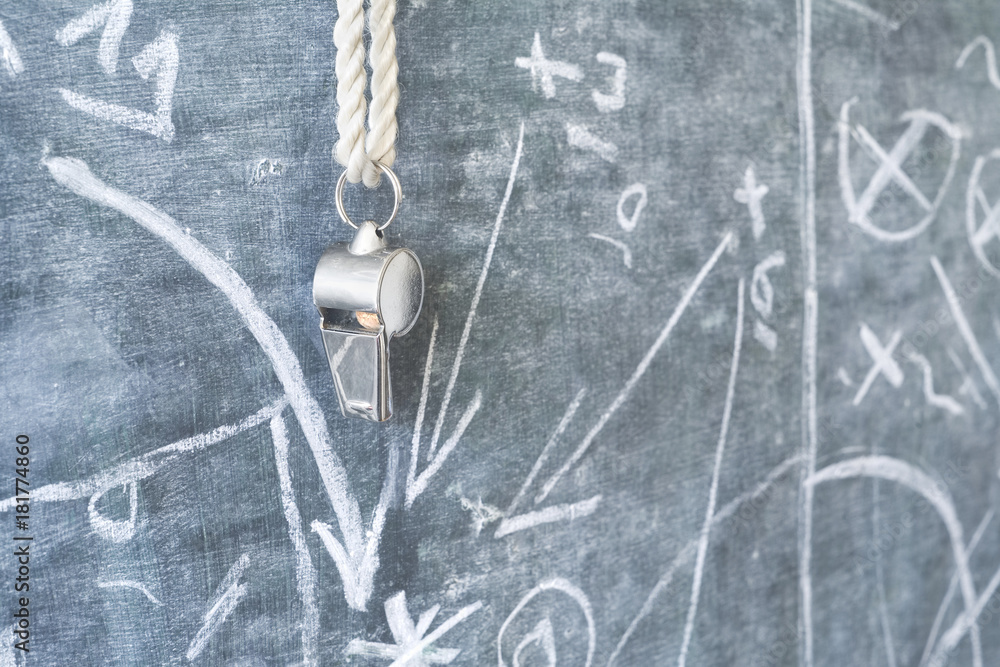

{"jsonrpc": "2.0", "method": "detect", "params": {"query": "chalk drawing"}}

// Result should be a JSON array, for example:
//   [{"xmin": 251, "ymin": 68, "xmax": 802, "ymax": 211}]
[
  {"xmin": 608, "ymin": 455, "xmax": 802, "ymax": 666},
  {"xmin": 734, "ymin": 165, "xmax": 769, "ymax": 240},
  {"xmin": 0, "ymin": 20, "xmax": 24, "ymax": 77},
  {"xmin": 956, "ymin": 36, "xmax": 1000, "ymax": 90},
  {"xmin": 592, "ymin": 52, "xmax": 626, "ymax": 112},
  {"xmin": 407, "ymin": 123, "xmax": 525, "ymax": 509},
  {"xmin": 566, "ymin": 123, "xmax": 618, "ymax": 162},
  {"xmin": 43, "ymin": 155, "xmax": 381, "ymax": 610},
  {"xmin": 186, "ymin": 553, "xmax": 250, "ymax": 661},
  {"xmin": 345, "ymin": 591, "xmax": 482, "ymax": 666},
  {"xmin": 55, "ymin": 0, "xmax": 133, "ymax": 74},
  {"xmin": 616, "ymin": 183, "xmax": 647, "ymax": 233},
  {"xmin": 587, "ymin": 233, "xmax": 632, "ymax": 268},
  {"xmin": 905, "ymin": 351, "xmax": 964, "ymax": 416},
  {"xmin": 750, "ymin": 251, "xmax": 786, "ymax": 320},
  {"xmin": 838, "ymin": 99, "xmax": 961, "ymax": 242},
  {"xmin": 678, "ymin": 279, "xmax": 745, "ymax": 667},
  {"xmin": 97, "ymin": 580, "xmax": 163, "ymax": 606},
  {"xmin": 948, "ymin": 346, "xmax": 987, "ymax": 410},
  {"xmin": 931, "ymin": 256, "xmax": 1000, "ymax": 410},
  {"xmin": 60, "ymin": 29, "xmax": 178, "ymax": 141},
  {"xmin": 852, "ymin": 323, "xmax": 903, "ymax": 406},
  {"xmin": 498, "ymin": 578, "xmax": 595, "ymax": 667},
  {"xmin": 514, "ymin": 32, "xmax": 583, "ymax": 98},
  {"xmin": 965, "ymin": 149, "xmax": 1000, "ymax": 278},
  {"xmin": 830, "ymin": 0, "xmax": 901, "ymax": 32}
]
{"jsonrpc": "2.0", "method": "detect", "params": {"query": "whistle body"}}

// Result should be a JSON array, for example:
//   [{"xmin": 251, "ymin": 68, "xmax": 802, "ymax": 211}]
[{"xmin": 313, "ymin": 221, "xmax": 424, "ymax": 421}]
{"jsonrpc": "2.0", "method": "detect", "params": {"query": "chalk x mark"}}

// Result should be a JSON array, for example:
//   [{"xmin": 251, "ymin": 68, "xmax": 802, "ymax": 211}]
[
  {"xmin": 852, "ymin": 323, "xmax": 903, "ymax": 406},
  {"xmin": 965, "ymin": 149, "xmax": 1000, "ymax": 279},
  {"xmin": 838, "ymin": 99, "xmax": 961, "ymax": 242}
]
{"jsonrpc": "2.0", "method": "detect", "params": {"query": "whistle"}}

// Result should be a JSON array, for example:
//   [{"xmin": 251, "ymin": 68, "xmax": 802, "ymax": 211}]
[{"xmin": 313, "ymin": 220, "xmax": 424, "ymax": 421}]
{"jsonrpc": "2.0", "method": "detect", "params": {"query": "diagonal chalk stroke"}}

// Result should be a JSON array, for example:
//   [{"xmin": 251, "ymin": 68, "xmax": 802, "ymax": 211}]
[
  {"xmin": 677, "ymin": 278, "xmax": 745, "ymax": 667},
  {"xmin": 587, "ymin": 233, "xmax": 632, "ymax": 268},
  {"xmin": 920, "ymin": 509, "xmax": 994, "ymax": 667},
  {"xmin": 930, "ymin": 256, "xmax": 1000, "ymax": 410},
  {"xmin": 0, "ymin": 20, "xmax": 24, "ymax": 77},
  {"xmin": 427, "ymin": 122, "xmax": 524, "ymax": 459},
  {"xmin": 388, "ymin": 601, "xmax": 483, "ymax": 667},
  {"xmin": 43, "ymin": 155, "xmax": 380, "ymax": 609},
  {"xmin": 498, "ymin": 388, "xmax": 587, "ymax": 524},
  {"xmin": 270, "ymin": 415, "xmax": 319, "ymax": 666},
  {"xmin": 493, "ymin": 495, "xmax": 603, "ymax": 538},
  {"xmin": 187, "ymin": 554, "xmax": 250, "ymax": 661},
  {"xmin": 928, "ymin": 551, "xmax": 1000, "ymax": 666},
  {"xmin": 607, "ymin": 454, "xmax": 802, "ymax": 666},
  {"xmin": 407, "ymin": 390, "xmax": 482, "ymax": 507},
  {"xmin": 535, "ymin": 231, "xmax": 734, "ymax": 506}
]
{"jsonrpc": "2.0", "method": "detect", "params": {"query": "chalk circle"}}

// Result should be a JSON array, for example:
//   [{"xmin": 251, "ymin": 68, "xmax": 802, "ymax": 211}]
[
  {"xmin": 966, "ymin": 149, "xmax": 1000, "ymax": 279},
  {"xmin": 838, "ymin": 98, "xmax": 962, "ymax": 243},
  {"xmin": 497, "ymin": 578, "xmax": 596, "ymax": 667}
]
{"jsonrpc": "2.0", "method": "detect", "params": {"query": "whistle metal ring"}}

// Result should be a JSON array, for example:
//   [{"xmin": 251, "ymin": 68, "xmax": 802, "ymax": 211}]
[{"xmin": 335, "ymin": 162, "xmax": 402, "ymax": 231}]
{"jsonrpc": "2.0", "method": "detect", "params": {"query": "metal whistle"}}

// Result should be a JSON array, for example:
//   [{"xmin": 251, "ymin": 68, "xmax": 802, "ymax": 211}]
[{"xmin": 313, "ymin": 220, "xmax": 424, "ymax": 421}]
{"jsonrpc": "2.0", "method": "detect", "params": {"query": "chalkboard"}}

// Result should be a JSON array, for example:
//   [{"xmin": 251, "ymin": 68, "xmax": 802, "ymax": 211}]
[{"xmin": 2, "ymin": 0, "xmax": 1000, "ymax": 665}]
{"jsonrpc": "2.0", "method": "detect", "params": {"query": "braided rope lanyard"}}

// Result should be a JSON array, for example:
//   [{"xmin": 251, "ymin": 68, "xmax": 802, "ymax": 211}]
[{"xmin": 334, "ymin": 0, "xmax": 400, "ymax": 229}]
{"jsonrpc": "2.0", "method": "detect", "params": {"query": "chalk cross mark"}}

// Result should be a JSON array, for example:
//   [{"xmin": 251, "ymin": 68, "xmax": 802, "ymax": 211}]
[{"xmin": 853, "ymin": 323, "xmax": 903, "ymax": 406}]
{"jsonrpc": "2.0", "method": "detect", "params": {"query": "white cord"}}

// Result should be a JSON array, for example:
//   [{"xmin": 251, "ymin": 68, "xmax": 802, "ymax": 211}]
[{"xmin": 335, "ymin": 0, "xmax": 399, "ymax": 187}]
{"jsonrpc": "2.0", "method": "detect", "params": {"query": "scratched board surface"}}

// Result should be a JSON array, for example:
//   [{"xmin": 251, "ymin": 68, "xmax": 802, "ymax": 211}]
[{"xmin": 2, "ymin": 0, "xmax": 1000, "ymax": 665}]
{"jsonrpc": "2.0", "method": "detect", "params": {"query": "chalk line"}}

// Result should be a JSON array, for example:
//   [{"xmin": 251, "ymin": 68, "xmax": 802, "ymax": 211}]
[
  {"xmin": 388, "ymin": 601, "xmax": 482, "ymax": 667},
  {"xmin": 907, "ymin": 351, "xmax": 965, "ymax": 416},
  {"xmin": 957, "ymin": 36, "xmax": 1000, "ymax": 90},
  {"xmin": 678, "ymin": 278, "xmax": 744, "ymax": 667},
  {"xmin": 187, "ymin": 553, "xmax": 250, "ymax": 661},
  {"xmin": 43, "ymin": 155, "xmax": 377, "ymax": 609},
  {"xmin": 930, "ymin": 256, "xmax": 1000, "ymax": 410},
  {"xmin": 498, "ymin": 388, "xmax": 587, "ymax": 525},
  {"xmin": 499, "ymin": 578, "xmax": 595, "ymax": 667},
  {"xmin": 427, "ymin": 122, "xmax": 524, "ymax": 458},
  {"xmin": 536, "ymin": 231, "xmax": 733, "ymax": 506},
  {"xmin": 920, "ymin": 509, "xmax": 994, "ymax": 667},
  {"xmin": 588, "ymin": 233, "xmax": 632, "ymax": 268},
  {"xmin": 853, "ymin": 325, "xmax": 903, "ymax": 406},
  {"xmin": 270, "ymin": 415, "xmax": 319, "ymax": 666},
  {"xmin": 807, "ymin": 456, "xmax": 980, "ymax": 667},
  {"xmin": 795, "ymin": 1, "xmax": 818, "ymax": 662},
  {"xmin": 830, "ymin": 0, "xmax": 901, "ymax": 32},
  {"xmin": 0, "ymin": 20, "xmax": 24, "ymax": 77},
  {"xmin": 494, "ymin": 495, "xmax": 603, "ymax": 538},
  {"xmin": 55, "ymin": 0, "xmax": 133, "ymax": 75},
  {"xmin": 407, "ymin": 390, "xmax": 482, "ymax": 507},
  {"xmin": 607, "ymin": 454, "xmax": 802, "ymax": 666},
  {"xmin": 928, "ymin": 552, "xmax": 1000, "ymax": 666},
  {"xmin": 97, "ymin": 580, "xmax": 163, "ymax": 606},
  {"xmin": 0, "ymin": 399, "xmax": 286, "ymax": 512},
  {"xmin": 566, "ymin": 123, "xmax": 618, "ymax": 162},
  {"xmin": 514, "ymin": 32, "xmax": 583, "ymax": 98}
]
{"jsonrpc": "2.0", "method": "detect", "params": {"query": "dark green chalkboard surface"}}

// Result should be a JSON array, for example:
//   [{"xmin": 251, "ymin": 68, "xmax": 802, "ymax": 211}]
[{"xmin": 3, "ymin": 1, "xmax": 1000, "ymax": 665}]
